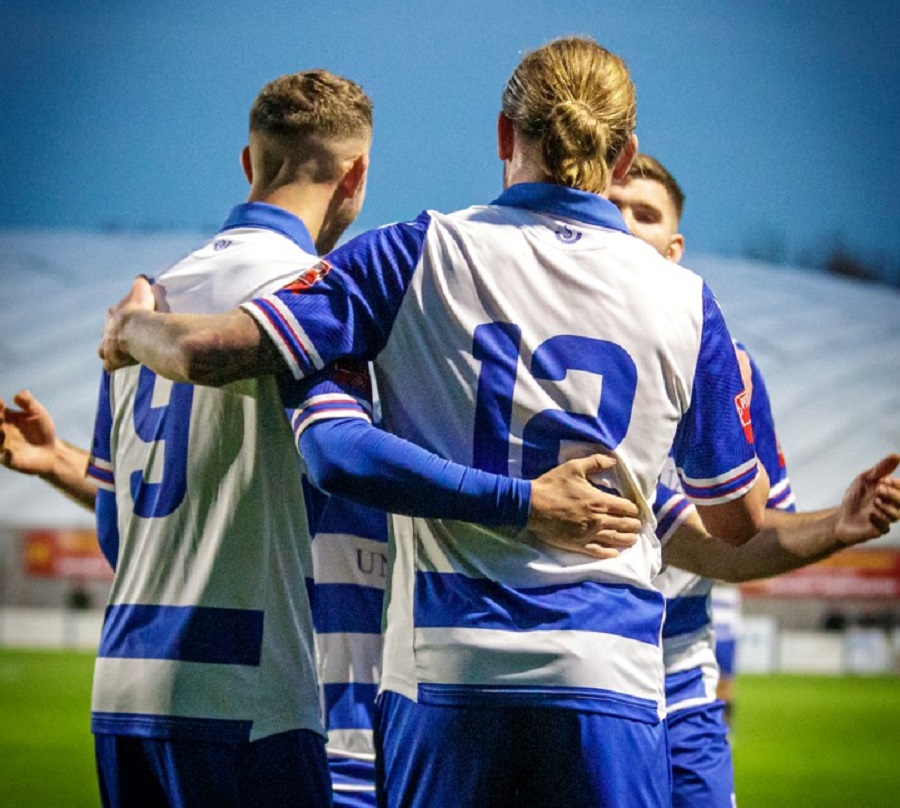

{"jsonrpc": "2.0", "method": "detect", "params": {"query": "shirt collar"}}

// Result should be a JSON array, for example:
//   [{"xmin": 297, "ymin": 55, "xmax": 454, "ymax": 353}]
[
  {"xmin": 491, "ymin": 182, "xmax": 630, "ymax": 235},
  {"xmin": 221, "ymin": 202, "xmax": 317, "ymax": 255}
]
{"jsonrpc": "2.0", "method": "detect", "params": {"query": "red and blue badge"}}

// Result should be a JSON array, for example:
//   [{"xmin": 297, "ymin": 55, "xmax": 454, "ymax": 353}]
[
  {"xmin": 285, "ymin": 259, "xmax": 332, "ymax": 293},
  {"xmin": 734, "ymin": 390, "xmax": 754, "ymax": 444}
]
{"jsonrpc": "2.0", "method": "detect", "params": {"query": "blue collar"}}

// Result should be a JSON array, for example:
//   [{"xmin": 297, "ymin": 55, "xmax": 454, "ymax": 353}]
[
  {"xmin": 221, "ymin": 202, "xmax": 317, "ymax": 255},
  {"xmin": 491, "ymin": 183, "xmax": 630, "ymax": 235}
]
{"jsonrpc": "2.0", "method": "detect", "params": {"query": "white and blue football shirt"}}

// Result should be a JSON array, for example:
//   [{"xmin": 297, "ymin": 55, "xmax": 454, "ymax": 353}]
[
  {"xmin": 655, "ymin": 349, "xmax": 795, "ymax": 715},
  {"xmin": 308, "ymin": 492, "xmax": 387, "ymax": 800},
  {"xmin": 87, "ymin": 203, "xmax": 369, "ymax": 743},
  {"xmin": 243, "ymin": 183, "xmax": 760, "ymax": 724},
  {"xmin": 711, "ymin": 583, "xmax": 741, "ymax": 676}
]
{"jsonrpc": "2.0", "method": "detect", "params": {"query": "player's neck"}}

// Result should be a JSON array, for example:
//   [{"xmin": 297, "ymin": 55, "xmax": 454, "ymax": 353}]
[
  {"xmin": 504, "ymin": 159, "xmax": 549, "ymax": 189},
  {"xmin": 247, "ymin": 183, "xmax": 336, "ymax": 252}
]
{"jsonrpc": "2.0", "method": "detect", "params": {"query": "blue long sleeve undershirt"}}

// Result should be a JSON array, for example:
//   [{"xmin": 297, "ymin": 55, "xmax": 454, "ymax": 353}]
[{"xmin": 300, "ymin": 417, "xmax": 532, "ymax": 528}]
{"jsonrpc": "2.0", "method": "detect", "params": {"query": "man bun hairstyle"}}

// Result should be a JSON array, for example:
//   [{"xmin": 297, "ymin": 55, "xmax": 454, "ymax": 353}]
[{"xmin": 502, "ymin": 36, "xmax": 636, "ymax": 194}]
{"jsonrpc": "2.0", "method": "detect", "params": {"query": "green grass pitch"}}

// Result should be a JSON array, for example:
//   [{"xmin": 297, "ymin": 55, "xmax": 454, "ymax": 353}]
[
  {"xmin": 732, "ymin": 673, "xmax": 900, "ymax": 806},
  {"xmin": 1, "ymin": 648, "xmax": 898, "ymax": 805},
  {"xmin": 0, "ymin": 648, "xmax": 99, "ymax": 806}
]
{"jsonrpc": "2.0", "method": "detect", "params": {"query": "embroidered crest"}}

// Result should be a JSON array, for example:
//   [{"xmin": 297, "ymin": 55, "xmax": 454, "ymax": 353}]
[{"xmin": 555, "ymin": 225, "xmax": 582, "ymax": 245}]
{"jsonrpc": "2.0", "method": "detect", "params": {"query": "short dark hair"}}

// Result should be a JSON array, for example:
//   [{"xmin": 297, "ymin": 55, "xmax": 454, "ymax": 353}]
[
  {"xmin": 250, "ymin": 69, "xmax": 372, "ymax": 142},
  {"xmin": 627, "ymin": 153, "xmax": 685, "ymax": 220}
]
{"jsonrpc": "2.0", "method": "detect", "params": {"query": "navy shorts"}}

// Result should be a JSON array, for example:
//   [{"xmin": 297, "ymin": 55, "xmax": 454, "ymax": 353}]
[
  {"xmin": 375, "ymin": 691, "xmax": 670, "ymax": 807},
  {"xmin": 95, "ymin": 728, "xmax": 331, "ymax": 807}
]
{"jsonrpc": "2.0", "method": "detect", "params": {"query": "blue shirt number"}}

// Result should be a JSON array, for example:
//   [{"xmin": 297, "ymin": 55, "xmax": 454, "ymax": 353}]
[
  {"xmin": 473, "ymin": 323, "xmax": 637, "ymax": 479},
  {"xmin": 130, "ymin": 366, "xmax": 194, "ymax": 518}
]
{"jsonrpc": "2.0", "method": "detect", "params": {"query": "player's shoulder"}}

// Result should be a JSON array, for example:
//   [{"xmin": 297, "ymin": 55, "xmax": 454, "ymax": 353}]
[
  {"xmin": 156, "ymin": 227, "xmax": 319, "ymax": 313},
  {"xmin": 325, "ymin": 211, "xmax": 435, "ymax": 269},
  {"xmin": 437, "ymin": 201, "xmax": 504, "ymax": 221},
  {"xmin": 623, "ymin": 233, "xmax": 702, "ymax": 283},
  {"xmin": 433, "ymin": 200, "xmax": 555, "ymax": 234},
  {"xmin": 610, "ymin": 234, "xmax": 708, "ymax": 310}
]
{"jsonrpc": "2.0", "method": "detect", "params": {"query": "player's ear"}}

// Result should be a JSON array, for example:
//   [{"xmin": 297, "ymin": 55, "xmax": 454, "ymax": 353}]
[
  {"xmin": 666, "ymin": 232, "xmax": 685, "ymax": 263},
  {"xmin": 241, "ymin": 146, "xmax": 253, "ymax": 185},
  {"xmin": 612, "ymin": 133, "xmax": 638, "ymax": 182},
  {"xmin": 497, "ymin": 113, "xmax": 514, "ymax": 161},
  {"xmin": 339, "ymin": 153, "xmax": 369, "ymax": 199}
]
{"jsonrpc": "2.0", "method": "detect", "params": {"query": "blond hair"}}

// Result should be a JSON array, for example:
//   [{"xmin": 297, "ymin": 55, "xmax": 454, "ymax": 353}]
[
  {"xmin": 627, "ymin": 153, "xmax": 685, "ymax": 221},
  {"xmin": 502, "ymin": 37, "xmax": 636, "ymax": 194},
  {"xmin": 249, "ymin": 70, "xmax": 372, "ymax": 186}
]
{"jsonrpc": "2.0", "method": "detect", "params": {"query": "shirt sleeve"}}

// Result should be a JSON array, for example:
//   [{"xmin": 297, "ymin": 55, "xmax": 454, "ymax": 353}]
[
  {"xmin": 284, "ymin": 357, "xmax": 531, "ymax": 526},
  {"xmin": 671, "ymin": 284, "xmax": 760, "ymax": 505},
  {"xmin": 743, "ymin": 349, "xmax": 796, "ymax": 512},
  {"xmin": 87, "ymin": 371, "xmax": 119, "ymax": 569},
  {"xmin": 278, "ymin": 359, "xmax": 374, "ymax": 454},
  {"xmin": 241, "ymin": 213, "xmax": 432, "ymax": 379},
  {"xmin": 300, "ymin": 417, "xmax": 532, "ymax": 528},
  {"xmin": 653, "ymin": 482, "xmax": 696, "ymax": 547}
]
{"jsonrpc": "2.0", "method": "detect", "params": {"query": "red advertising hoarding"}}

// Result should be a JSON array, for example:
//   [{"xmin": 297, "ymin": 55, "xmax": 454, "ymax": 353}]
[
  {"xmin": 24, "ymin": 529, "xmax": 113, "ymax": 581},
  {"xmin": 741, "ymin": 548, "xmax": 900, "ymax": 599}
]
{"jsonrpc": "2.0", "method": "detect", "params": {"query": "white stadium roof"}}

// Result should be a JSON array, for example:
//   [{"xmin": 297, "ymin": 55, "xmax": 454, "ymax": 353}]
[{"xmin": 1, "ymin": 230, "xmax": 898, "ymax": 544}]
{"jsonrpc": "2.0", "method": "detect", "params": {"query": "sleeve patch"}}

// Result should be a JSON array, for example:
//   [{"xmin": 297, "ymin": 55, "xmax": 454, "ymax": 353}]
[
  {"xmin": 283, "ymin": 259, "xmax": 333, "ymax": 293},
  {"xmin": 734, "ymin": 390, "xmax": 754, "ymax": 444}
]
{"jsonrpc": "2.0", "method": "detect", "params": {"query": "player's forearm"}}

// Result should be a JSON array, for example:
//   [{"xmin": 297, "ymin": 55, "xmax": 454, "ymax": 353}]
[
  {"xmin": 42, "ymin": 440, "xmax": 97, "ymax": 511},
  {"xmin": 763, "ymin": 506, "xmax": 837, "ymax": 528},
  {"xmin": 716, "ymin": 511, "xmax": 844, "ymax": 582},
  {"xmin": 117, "ymin": 308, "xmax": 277, "ymax": 386},
  {"xmin": 664, "ymin": 508, "xmax": 843, "ymax": 583}
]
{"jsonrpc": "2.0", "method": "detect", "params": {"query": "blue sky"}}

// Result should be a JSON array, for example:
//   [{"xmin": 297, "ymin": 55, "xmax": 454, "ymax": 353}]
[{"xmin": 3, "ymin": 1, "xmax": 898, "ymax": 279}]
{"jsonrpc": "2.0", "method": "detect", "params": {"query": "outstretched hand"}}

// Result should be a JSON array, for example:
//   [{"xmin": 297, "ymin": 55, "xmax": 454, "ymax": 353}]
[
  {"xmin": 99, "ymin": 276, "xmax": 156, "ymax": 372},
  {"xmin": 0, "ymin": 390, "xmax": 57, "ymax": 476},
  {"xmin": 834, "ymin": 454, "xmax": 900, "ymax": 545},
  {"xmin": 528, "ymin": 454, "xmax": 642, "ymax": 560}
]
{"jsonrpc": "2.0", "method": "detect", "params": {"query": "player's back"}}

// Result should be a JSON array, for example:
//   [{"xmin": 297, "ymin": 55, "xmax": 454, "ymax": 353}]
[
  {"xmin": 370, "ymin": 187, "xmax": 754, "ymax": 724},
  {"xmin": 89, "ymin": 203, "xmax": 324, "ymax": 743},
  {"xmin": 377, "ymin": 197, "xmax": 710, "ymax": 585}
]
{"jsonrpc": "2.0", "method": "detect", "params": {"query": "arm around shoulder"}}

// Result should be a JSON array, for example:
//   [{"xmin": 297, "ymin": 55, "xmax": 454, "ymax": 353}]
[{"xmin": 104, "ymin": 307, "xmax": 282, "ymax": 386}]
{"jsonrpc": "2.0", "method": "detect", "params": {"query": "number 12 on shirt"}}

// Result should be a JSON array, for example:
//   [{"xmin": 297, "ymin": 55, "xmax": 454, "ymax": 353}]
[{"xmin": 472, "ymin": 322, "xmax": 636, "ymax": 479}]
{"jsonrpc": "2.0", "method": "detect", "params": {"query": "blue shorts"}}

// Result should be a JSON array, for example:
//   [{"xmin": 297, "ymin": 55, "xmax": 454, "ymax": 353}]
[
  {"xmin": 95, "ymin": 729, "xmax": 331, "ymax": 807},
  {"xmin": 375, "ymin": 691, "xmax": 670, "ymax": 808},
  {"xmin": 330, "ymin": 757, "xmax": 376, "ymax": 807},
  {"xmin": 666, "ymin": 700, "xmax": 734, "ymax": 808}
]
